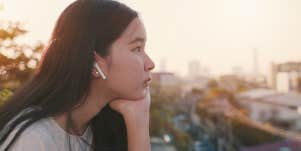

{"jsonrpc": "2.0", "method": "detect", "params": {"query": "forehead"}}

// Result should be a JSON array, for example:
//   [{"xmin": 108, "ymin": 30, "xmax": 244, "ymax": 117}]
[{"xmin": 118, "ymin": 18, "xmax": 146, "ymax": 43}]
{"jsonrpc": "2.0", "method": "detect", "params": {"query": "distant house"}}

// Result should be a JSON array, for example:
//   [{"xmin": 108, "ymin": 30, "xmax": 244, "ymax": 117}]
[
  {"xmin": 236, "ymin": 88, "xmax": 301, "ymax": 130},
  {"xmin": 151, "ymin": 72, "xmax": 179, "ymax": 87},
  {"xmin": 182, "ymin": 76, "xmax": 211, "ymax": 94},
  {"xmin": 240, "ymin": 139, "xmax": 301, "ymax": 151},
  {"xmin": 151, "ymin": 72, "xmax": 182, "ymax": 95}
]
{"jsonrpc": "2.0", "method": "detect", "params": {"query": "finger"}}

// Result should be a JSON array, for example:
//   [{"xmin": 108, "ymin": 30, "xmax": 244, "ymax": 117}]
[{"xmin": 109, "ymin": 100, "xmax": 122, "ymax": 111}]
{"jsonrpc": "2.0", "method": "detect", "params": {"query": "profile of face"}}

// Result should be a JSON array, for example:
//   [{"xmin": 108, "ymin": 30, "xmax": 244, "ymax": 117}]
[{"xmin": 94, "ymin": 17, "xmax": 155, "ymax": 100}]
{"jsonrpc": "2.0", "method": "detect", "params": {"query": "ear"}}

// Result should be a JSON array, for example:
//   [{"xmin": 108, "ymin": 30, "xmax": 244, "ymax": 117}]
[
  {"xmin": 91, "ymin": 67, "xmax": 101, "ymax": 79},
  {"xmin": 93, "ymin": 51, "xmax": 109, "ymax": 77}
]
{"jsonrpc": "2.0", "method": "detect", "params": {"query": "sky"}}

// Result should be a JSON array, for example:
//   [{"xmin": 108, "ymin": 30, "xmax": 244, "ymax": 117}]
[{"xmin": 1, "ymin": 0, "xmax": 301, "ymax": 77}]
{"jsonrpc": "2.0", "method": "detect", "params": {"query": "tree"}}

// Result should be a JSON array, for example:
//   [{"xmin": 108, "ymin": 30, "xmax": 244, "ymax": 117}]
[
  {"xmin": 0, "ymin": 20, "xmax": 44, "ymax": 90},
  {"xmin": 0, "ymin": 13, "xmax": 44, "ymax": 104},
  {"xmin": 149, "ymin": 83, "xmax": 193, "ymax": 151}
]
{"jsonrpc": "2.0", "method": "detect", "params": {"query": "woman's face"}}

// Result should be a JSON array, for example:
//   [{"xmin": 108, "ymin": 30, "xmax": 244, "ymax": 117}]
[{"xmin": 97, "ymin": 17, "xmax": 155, "ymax": 100}]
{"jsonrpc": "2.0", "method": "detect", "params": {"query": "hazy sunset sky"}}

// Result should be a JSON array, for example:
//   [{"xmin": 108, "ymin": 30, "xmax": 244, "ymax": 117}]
[{"xmin": 1, "ymin": 0, "xmax": 301, "ymax": 77}]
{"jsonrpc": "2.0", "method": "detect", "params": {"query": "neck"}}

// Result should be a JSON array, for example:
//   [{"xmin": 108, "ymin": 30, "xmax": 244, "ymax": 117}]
[{"xmin": 53, "ymin": 80, "xmax": 115, "ymax": 136}]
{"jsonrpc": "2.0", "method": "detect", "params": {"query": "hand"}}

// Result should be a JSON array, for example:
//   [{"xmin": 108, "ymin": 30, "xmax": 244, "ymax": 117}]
[
  {"xmin": 109, "ymin": 86, "xmax": 151, "ymax": 120},
  {"xmin": 109, "ymin": 87, "xmax": 151, "ymax": 151}
]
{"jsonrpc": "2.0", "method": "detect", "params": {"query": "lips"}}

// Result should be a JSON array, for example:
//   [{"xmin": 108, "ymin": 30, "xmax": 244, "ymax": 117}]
[{"xmin": 144, "ymin": 78, "xmax": 152, "ymax": 85}]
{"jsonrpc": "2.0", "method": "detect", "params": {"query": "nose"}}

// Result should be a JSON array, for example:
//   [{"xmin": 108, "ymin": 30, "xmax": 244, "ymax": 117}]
[{"xmin": 144, "ymin": 54, "xmax": 155, "ymax": 71}]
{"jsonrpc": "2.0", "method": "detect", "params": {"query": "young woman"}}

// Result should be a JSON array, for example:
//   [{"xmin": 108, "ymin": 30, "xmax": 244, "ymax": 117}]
[{"xmin": 0, "ymin": 0, "xmax": 155, "ymax": 150}]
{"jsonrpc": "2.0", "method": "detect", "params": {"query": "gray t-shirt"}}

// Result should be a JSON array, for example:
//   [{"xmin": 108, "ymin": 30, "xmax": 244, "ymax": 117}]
[{"xmin": 0, "ymin": 117, "xmax": 93, "ymax": 151}]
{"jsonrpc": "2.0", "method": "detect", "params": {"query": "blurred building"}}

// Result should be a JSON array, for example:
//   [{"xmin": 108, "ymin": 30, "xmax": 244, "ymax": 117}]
[
  {"xmin": 188, "ymin": 60, "xmax": 201, "ymax": 79},
  {"xmin": 240, "ymin": 139, "xmax": 301, "ymax": 151},
  {"xmin": 232, "ymin": 66, "xmax": 245, "ymax": 79},
  {"xmin": 268, "ymin": 62, "xmax": 301, "ymax": 92},
  {"xmin": 151, "ymin": 72, "xmax": 183, "ymax": 95},
  {"xmin": 152, "ymin": 72, "xmax": 179, "ymax": 87},
  {"xmin": 236, "ymin": 88, "xmax": 301, "ymax": 130},
  {"xmin": 182, "ymin": 76, "xmax": 212, "ymax": 95}
]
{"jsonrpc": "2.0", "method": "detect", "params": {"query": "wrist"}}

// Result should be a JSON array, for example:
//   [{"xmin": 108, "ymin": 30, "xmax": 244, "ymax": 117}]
[
  {"xmin": 124, "ymin": 113, "xmax": 151, "ymax": 151},
  {"xmin": 123, "ymin": 111, "xmax": 150, "ymax": 126}
]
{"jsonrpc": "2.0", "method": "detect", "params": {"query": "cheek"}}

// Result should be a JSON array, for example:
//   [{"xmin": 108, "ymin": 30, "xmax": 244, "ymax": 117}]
[{"xmin": 108, "ymin": 54, "xmax": 145, "ymax": 98}]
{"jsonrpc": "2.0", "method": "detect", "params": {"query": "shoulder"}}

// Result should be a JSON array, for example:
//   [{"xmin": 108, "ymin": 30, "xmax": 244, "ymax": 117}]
[{"xmin": 3, "ymin": 118, "xmax": 57, "ymax": 151}]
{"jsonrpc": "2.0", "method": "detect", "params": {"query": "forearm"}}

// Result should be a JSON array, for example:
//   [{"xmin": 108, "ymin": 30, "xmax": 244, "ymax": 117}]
[{"xmin": 124, "ymin": 113, "xmax": 151, "ymax": 151}]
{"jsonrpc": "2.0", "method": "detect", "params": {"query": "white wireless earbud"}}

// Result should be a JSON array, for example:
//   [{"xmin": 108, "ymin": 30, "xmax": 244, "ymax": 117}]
[{"xmin": 94, "ymin": 62, "xmax": 107, "ymax": 80}]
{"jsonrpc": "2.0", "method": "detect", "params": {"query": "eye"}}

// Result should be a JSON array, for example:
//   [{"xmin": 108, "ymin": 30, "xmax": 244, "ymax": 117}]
[{"xmin": 132, "ymin": 47, "xmax": 142, "ymax": 53}]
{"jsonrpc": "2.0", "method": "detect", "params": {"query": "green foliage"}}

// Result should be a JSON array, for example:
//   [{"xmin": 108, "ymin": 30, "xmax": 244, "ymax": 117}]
[
  {"xmin": 150, "ymin": 84, "xmax": 193, "ymax": 150},
  {"xmin": 196, "ymin": 85, "xmax": 280, "ymax": 149},
  {"xmin": 232, "ymin": 118, "xmax": 280, "ymax": 146},
  {"xmin": 0, "ymin": 21, "xmax": 44, "ymax": 89},
  {"xmin": 207, "ymin": 79, "xmax": 218, "ymax": 88},
  {"xmin": 0, "ymin": 88, "xmax": 13, "ymax": 105},
  {"xmin": 0, "ymin": 21, "xmax": 26, "ymax": 41},
  {"xmin": 172, "ymin": 128, "xmax": 193, "ymax": 151},
  {"xmin": 196, "ymin": 108, "xmax": 239, "ymax": 151},
  {"xmin": 150, "ymin": 85, "xmax": 176, "ymax": 136}
]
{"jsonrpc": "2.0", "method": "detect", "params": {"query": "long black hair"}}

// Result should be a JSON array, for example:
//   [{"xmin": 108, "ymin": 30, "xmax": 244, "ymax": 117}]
[{"xmin": 0, "ymin": 0, "xmax": 138, "ymax": 150}]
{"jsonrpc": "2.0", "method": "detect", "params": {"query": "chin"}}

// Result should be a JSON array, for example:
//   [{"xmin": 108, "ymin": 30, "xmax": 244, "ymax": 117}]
[
  {"xmin": 132, "ymin": 92, "xmax": 145, "ymax": 100},
  {"xmin": 130, "ymin": 89, "xmax": 146, "ymax": 100},
  {"xmin": 117, "ymin": 85, "xmax": 146, "ymax": 100}
]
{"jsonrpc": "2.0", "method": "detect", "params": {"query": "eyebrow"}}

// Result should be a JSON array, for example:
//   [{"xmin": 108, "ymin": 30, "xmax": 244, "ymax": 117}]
[{"xmin": 128, "ymin": 37, "xmax": 146, "ymax": 45}]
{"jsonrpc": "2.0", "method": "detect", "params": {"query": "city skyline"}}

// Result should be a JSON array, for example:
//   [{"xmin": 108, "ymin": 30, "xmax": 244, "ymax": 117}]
[{"xmin": 1, "ymin": 0, "xmax": 301, "ymax": 77}]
